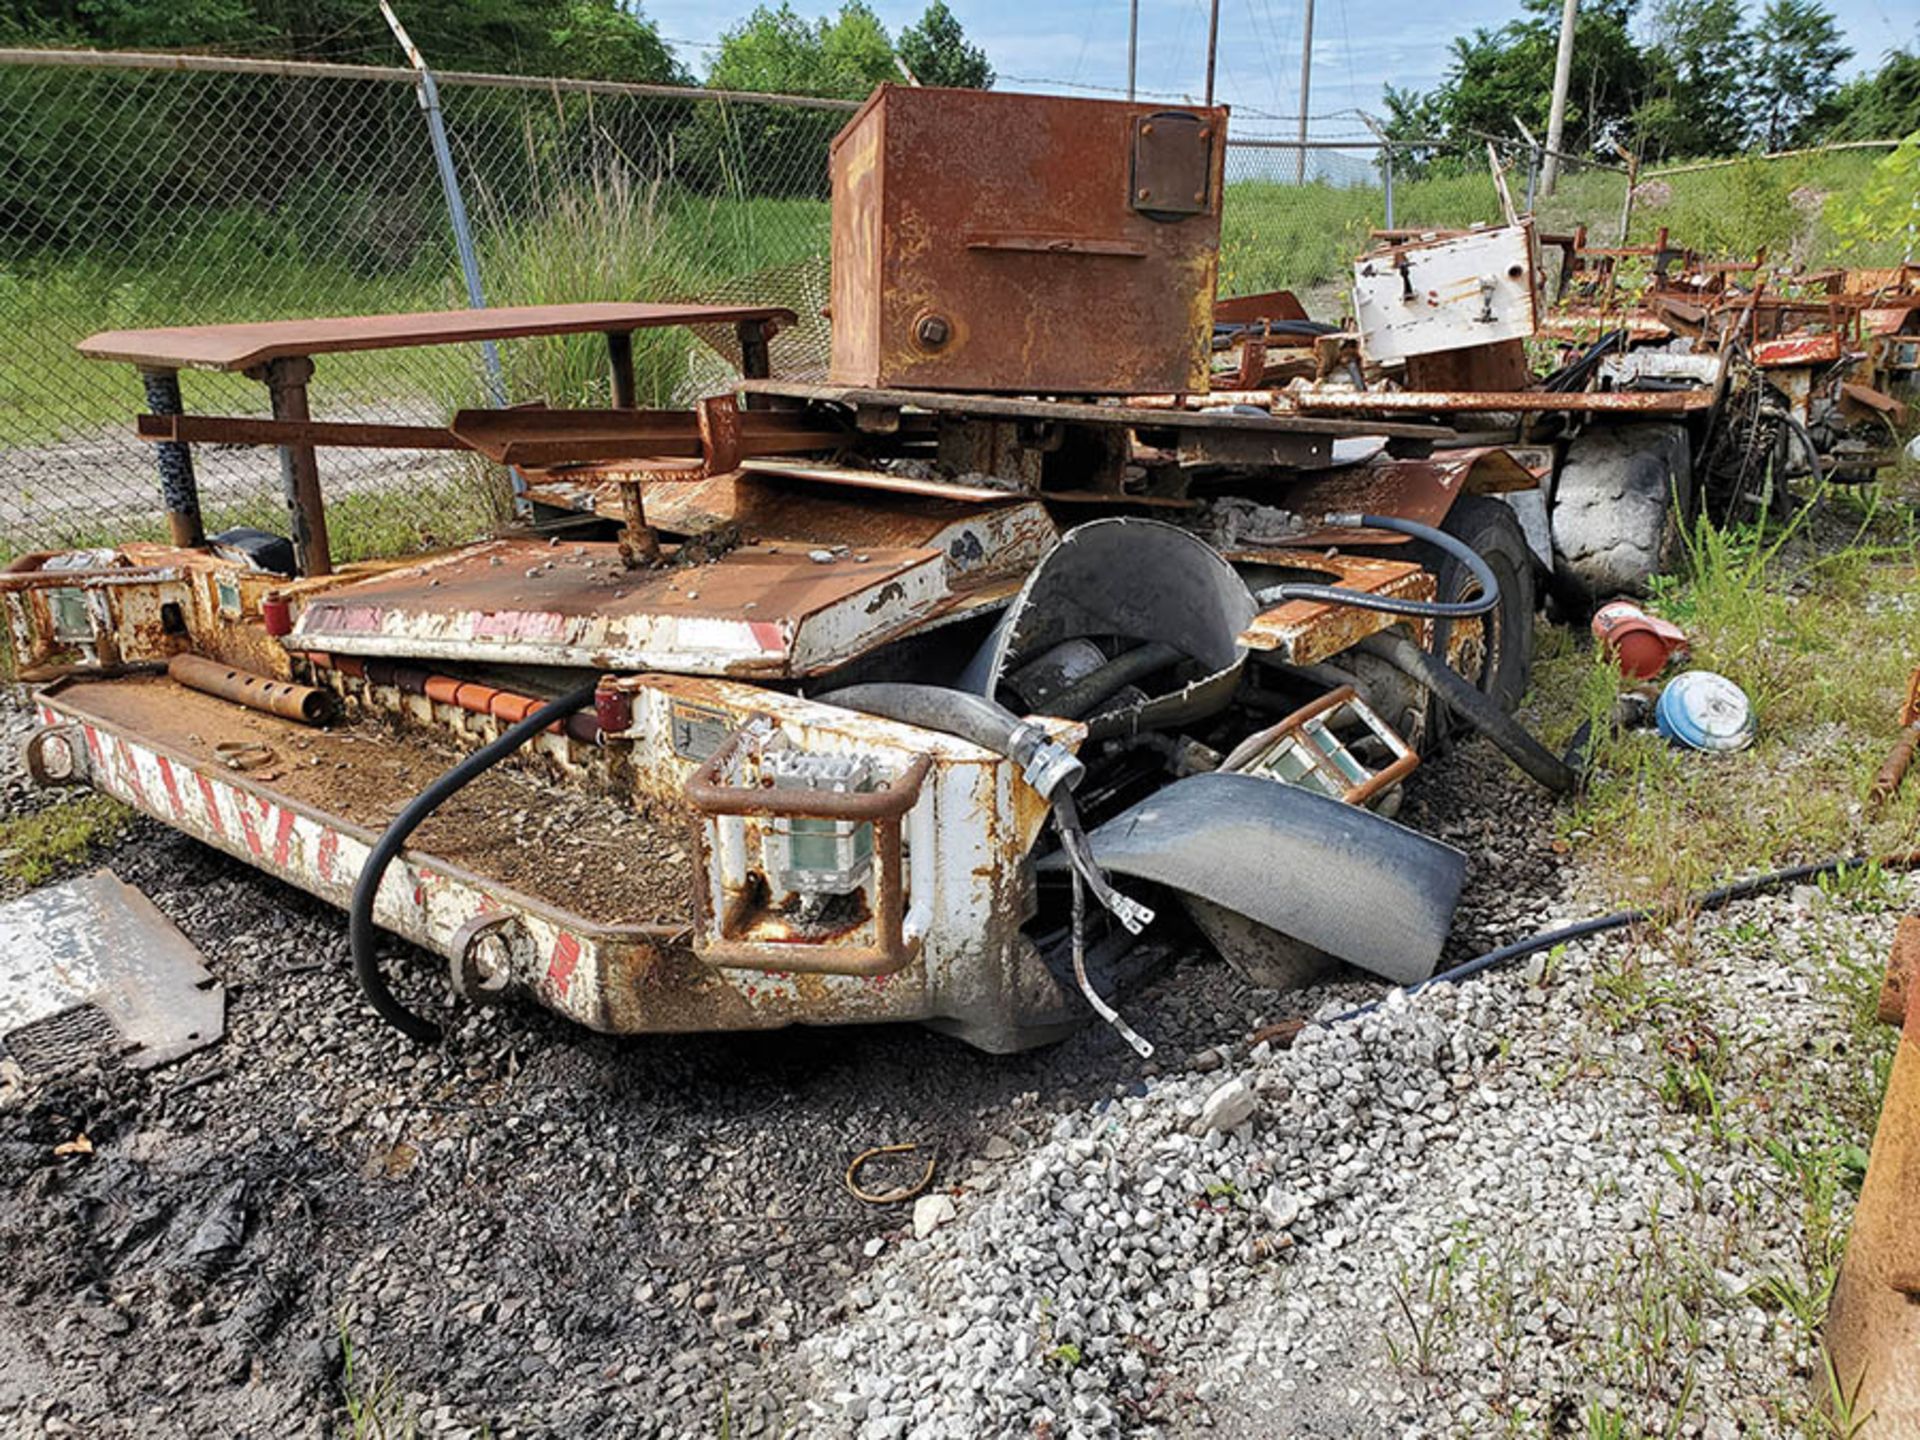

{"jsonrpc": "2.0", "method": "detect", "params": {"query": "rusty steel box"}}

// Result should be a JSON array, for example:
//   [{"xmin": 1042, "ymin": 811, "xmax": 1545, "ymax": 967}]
[{"xmin": 828, "ymin": 85, "xmax": 1227, "ymax": 395}]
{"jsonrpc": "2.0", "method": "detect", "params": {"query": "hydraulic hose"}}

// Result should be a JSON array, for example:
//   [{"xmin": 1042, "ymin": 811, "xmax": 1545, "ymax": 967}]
[
  {"xmin": 1253, "ymin": 512, "xmax": 1499, "ymax": 621},
  {"xmin": 815, "ymin": 683, "xmax": 1085, "ymax": 797},
  {"xmin": 1356, "ymin": 631, "xmax": 1577, "ymax": 794},
  {"xmin": 351, "ymin": 680, "xmax": 600, "ymax": 1044},
  {"xmin": 1325, "ymin": 851, "xmax": 1920, "ymax": 1027},
  {"xmin": 1763, "ymin": 404, "xmax": 1826, "ymax": 485},
  {"xmin": 1043, "ymin": 641, "xmax": 1182, "ymax": 721},
  {"xmin": 820, "ymin": 682, "xmax": 1156, "ymax": 1041}
]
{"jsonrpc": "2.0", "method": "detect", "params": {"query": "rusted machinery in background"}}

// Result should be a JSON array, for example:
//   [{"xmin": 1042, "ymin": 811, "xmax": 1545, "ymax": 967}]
[
  {"xmin": 1821, "ymin": 915, "xmax": 1920, "ymax": 1433},
  {"xmin": 1202, "ymin": 220, "xmax": 1917, "ymax": 606}
]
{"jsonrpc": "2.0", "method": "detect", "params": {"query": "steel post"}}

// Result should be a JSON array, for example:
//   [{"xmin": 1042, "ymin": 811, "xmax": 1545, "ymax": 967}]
[
  {"xmin": 607, "ymin": 329, "xmax": 637, "ymax": 409},
  {"xmin": 257, "ymin": 355, "xmax": 332, "ymax": 577},
  {"xmin": 137, "ymin": 367, "xmax": 206, "ymax": 548}
]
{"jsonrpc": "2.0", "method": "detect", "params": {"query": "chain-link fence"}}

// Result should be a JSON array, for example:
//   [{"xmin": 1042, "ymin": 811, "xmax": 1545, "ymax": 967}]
[
  {"xmin": 1, "ymin": 49, "xmax": 1888, "ymax": 564},
  {"xmin": 0, "ymin": 49, "xmax": 851, "ymax": 560}
]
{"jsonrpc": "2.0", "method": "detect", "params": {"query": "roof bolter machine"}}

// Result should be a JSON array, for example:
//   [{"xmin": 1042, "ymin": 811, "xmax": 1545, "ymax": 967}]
[{"xmin": 18, "ymin": 84, "xmax": 1572, "ymax": 1055}]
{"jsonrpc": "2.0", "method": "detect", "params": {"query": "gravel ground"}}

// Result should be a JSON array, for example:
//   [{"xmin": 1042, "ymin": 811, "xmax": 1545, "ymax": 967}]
[{"xmin": 0, "ymin": 685, "xmax": 1891, "ymax": 1438}]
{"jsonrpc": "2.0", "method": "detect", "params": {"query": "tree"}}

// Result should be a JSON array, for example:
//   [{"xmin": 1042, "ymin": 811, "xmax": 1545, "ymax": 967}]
[
  {"xmin": 0, "ymin": 0, "xmax": 686, "ymax": 83},
  {"xmin": 1751, "ymin": 0, "xmax": 1851, "ymax": 148},
  {"xmin": 898, "ymin": 2, "xmax": 993, "ymax": 89},
  {"xmin": 706, "ymin": 2, "xmax": 897, "ymax": 100},
  {"xmin": 1636, "ymin": 0, "xmax": 1752, "ymax": 158},
  {"xmin": 1397, "ymin": 0, "xmax": 1650, "ymax": 164},
  {"xmin": 1817, "ymin": 47, "xmax": 1920, "ymax": 140}
]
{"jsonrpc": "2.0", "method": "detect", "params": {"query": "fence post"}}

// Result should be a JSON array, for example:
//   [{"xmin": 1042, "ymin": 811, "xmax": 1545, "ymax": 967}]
[
  {"xmin": 1616, "ymin": 148, "xmax": 1640, "ymax": 245},
  {"xmin": 1382, "ymin": 144, "xmax": 1395, "ymax": 230},
  {"xmin": 379, "ymin": 3, "xmax": 525, "ymax": 510}
]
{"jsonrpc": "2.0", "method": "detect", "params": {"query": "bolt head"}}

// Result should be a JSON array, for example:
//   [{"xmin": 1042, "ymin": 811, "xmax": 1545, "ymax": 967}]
[{"xmin": 915, "ymin": 314, "xmax": 951, "ymax": 347}]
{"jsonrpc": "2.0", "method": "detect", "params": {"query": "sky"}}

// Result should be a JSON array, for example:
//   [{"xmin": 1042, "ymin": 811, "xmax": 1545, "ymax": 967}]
[{"xmin": 638, "ymin": 0, "xmax": 1920, "ymax": 142}]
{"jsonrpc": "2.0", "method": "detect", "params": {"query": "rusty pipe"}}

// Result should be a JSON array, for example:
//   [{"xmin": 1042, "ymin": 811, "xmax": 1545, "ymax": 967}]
[{"xmin": 168, "ymin": 654, "xmax": 335, "ymax": 725}]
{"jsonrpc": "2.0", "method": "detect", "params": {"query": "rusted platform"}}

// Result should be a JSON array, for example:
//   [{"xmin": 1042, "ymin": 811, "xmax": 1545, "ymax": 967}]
[
  {"xmin": 79, "ymin": 302, "xmax": 799, "ymax": 372},
  {"xmin": 42, "ymin": 676, "xmax": 694, "ymax": 928},
  {"xmin": 740, "ymin": 378, "xmax": 1453, "ymax": 444},
  {"xmin": 286, "ymin": 537, "xmax": 956, "ymax": 676}
]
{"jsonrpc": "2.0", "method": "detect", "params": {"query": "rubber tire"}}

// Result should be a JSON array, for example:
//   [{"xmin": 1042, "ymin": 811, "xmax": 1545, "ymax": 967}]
[
  {"xmin": 1428, "ymin": 494, "xmax": 1536, "ymax": 719},
  {"xmin": 1549, "ymin": 422, "xmax": 1693, "ymax": 611}
]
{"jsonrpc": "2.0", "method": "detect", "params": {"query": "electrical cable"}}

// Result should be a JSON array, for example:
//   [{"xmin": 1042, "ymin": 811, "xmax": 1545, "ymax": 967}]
[{"xmin": 1322, "ymin": 852, "xmax": 1920, "ymax": 1027}]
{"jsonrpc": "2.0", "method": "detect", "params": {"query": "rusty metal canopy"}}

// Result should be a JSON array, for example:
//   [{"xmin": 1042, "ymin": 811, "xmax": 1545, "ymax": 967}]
[
  {"xmin": 0, "ymin": 870, "xmax": 224, "ymax": 1074},
  {"xmin": 78, "ymin": 302, "xmax": 800, "ymax": 373}
]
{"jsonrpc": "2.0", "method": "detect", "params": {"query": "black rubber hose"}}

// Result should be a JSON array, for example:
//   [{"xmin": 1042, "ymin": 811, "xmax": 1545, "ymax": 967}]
[
  {"xmin": 815, "ymin": 682, "xmax": 1085, "ymax": 796},
  {"xmin": 350, "ymin": 681, "xmax": 600, "ymax": 1043},
  {"xmin": 1325, "ymin": 852, "xmax": 1916, "ymax": 1026},
  {"xmin": 1252, "ymin": 512, "xmax": 1500, "ymax": 621},
  {"xmin": 1043, "ymin": 641, "xmax": 1182, "ymax": 720},
  {"xmin": 1356, "ymin": 631, "xmax": 1578, "ymax": 794}
]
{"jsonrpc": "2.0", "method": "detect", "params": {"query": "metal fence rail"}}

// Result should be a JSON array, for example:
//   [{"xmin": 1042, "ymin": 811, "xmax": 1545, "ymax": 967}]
[{"xmin": 0, "ymin": 49, "xmax": 1872, "ymax": 561}]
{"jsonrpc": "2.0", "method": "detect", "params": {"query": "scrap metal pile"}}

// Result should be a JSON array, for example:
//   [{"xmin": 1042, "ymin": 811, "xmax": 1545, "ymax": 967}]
[{"xmin": 5, "ymin": 84, "xmax": 1914, "ymax": 1067}]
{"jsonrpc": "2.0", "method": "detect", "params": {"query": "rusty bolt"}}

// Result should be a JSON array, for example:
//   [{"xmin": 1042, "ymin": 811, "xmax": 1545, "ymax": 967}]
[
  {"xmin": 1138, "ymin": 187, "xmax": 1152, "ymax": 201},
  {"xmin": 915, "ymin": 314, "xmax": 951, "ymax": 348},
  {"xmin": 1141, "ymin": 122, "xmax": 1154, "ymax": 135},
  {"xmin": 1199, "ymin": 125, "xmax": 1212, "ymax": 139},
  {"xmin": 1193, "ymin": 190, "xmax": 1206, "ymax": 203}
]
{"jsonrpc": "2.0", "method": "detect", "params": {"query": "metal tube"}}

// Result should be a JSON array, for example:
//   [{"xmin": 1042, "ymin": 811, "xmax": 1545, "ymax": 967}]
[
  {"xmin": 137, "ymin": 368, "xmax": 205, "ymax": 549},
  {"xmin": 1382, "ymin": 144, "xmax": 1395, "ymax": 229},
  {"xmin": 1203, "ymin": 0, "xmax": 1221, "ymax": 105},
  {"xmin": 379, "ymin": 2, "xmax": 524, "ymax": 508},
  {"xmin": 1127, "ymin": 0, "xmax": 1138, "ymax": 100},
  {"xmin": 1294, "ymin": 0, "xmax": 1315, "ymax": 185},
  {"xmin": 168, "ymin": 654, "xmax": 336, "ymax": 725},
  {"xmin": 607, "ymin": 330, "xmax": 636, "ymax": 408}
]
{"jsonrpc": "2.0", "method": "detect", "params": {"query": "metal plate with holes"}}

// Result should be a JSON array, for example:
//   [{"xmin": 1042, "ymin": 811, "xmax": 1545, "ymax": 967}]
[
  {"xmin": 0, "ymin": 870, "xmax": 224, "ymax": 1074},
  {"xmin": 1131, "ymin": 111, "xmax": 1213, "ymax": 218}
]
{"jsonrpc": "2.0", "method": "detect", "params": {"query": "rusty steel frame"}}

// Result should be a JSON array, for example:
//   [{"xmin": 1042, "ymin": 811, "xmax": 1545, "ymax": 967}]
[
  {"xmin": 684, "ymin": 717, "xmax": 934, "ymax": 977},
  {"xmin": 81, "ymin": 302, "xmax": 800, "ymax": 579}
]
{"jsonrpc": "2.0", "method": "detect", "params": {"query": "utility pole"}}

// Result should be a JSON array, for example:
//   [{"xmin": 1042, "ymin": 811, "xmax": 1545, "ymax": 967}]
[
  {"xmin": 1294, "ymin": 0, "xmax": 1315, "ymax": 184},
  {"xmin": 1541, "ymin": 0, "xmax": 1577, "ymax": 196},
  {"xmin": 1127, "ymin": 0, "xmax": 1139, "ymax": 101},
  {"xmin": 1204, "ymin": 0, "xmax": 1221, "ymax": 105}
]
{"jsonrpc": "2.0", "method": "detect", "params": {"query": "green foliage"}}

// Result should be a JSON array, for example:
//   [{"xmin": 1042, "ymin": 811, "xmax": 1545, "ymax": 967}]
[
  {"xmin": 1394, "ymin": 0, "xmax": 1888, "ymax": 163},
  {"xmin": 1635, "ymin": 0, "xmax": 1753, "ymax": 158},
  {"xmin": 1751, "ymin": 0, "xmax": 1853, "ymax": 149},
  {"xmin": 1826, "ymin": 129, "xmax": 1920, "ymax": 260},
  {"xmin": 898, "ymin": 2, "xmax": 993, "ymax": 89},
  {"xmin": 706, "ymin": 2, "xmax": 895, "ymax": 99},
  {"xmin": 1817, "ymin": 48, "xmax": 1920, "ymax": 141},
  {"xmin": 0, "ymin": 0, "xmax": 684, "ymax": 80},
  {"xmin": 1412, "ymin": 0, "xmax": 1650, "ymax": 160}
]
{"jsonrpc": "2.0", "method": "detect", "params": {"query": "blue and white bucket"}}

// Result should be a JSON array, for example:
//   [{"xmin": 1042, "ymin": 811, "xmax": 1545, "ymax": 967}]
[{"xmin": 1655, "ymin": 670, "xmax": 1756, "ymax": 753}]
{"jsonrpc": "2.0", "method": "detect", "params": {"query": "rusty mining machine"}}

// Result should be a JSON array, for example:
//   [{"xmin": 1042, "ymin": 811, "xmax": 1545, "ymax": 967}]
[{"xmin": 15, "ymin": 85, "xmax": 1612, "ymax": 1054}]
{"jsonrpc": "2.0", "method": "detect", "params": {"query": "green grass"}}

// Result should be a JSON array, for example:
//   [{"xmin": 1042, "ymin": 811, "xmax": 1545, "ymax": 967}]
[
  {"xmin": 1530, "ymin": 473, "xmax": 1920, "ymax": 904},
  {"xmin": 0, "ymin": 794, "xmax": 132, "ymax": 887}
]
